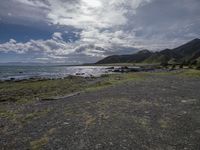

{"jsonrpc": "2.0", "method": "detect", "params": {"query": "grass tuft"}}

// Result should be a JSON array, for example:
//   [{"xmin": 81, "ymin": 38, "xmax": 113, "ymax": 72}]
[{"xmin": 0, "ymin": 73, "xmax": 146, "ymax": 103}]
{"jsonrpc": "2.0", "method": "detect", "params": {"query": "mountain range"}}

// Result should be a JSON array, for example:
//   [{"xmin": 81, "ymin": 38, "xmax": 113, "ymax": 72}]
[{"xmin": 96, "ymin": 39, "xmax": 200, "ymax": 65}]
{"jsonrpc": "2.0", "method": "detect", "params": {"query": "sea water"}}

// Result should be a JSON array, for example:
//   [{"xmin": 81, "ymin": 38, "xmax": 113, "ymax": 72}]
[{"xmin": 0, "ymin": 65, "xmax": 112, "ymax": 81}]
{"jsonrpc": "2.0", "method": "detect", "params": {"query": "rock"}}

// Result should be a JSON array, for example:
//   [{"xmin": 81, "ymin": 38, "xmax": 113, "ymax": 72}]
[
  {"xmin": 113, "ymin": 66, "xmax": 142, "ymax": 73},
  {"xmin": 95, "ymin": 144, "xmax": 102, "ymax": 149},
  {"xmin": 63, "ymin": 122, "xmax": 70, "ymax": 125},
  {"xmin": 75, "ymin": 73, "xmax": 85, "ymax": 76},
  {"xmin": 121, "ymin": 66, "xmax": 129, "ymax": 69},
  {"xmin": 106, "ymin": 67, "xmax": 114, "ymax": 69},
  {"xmin": 10, "ymin": 78, "xmax": 15, "ymax": 81}
]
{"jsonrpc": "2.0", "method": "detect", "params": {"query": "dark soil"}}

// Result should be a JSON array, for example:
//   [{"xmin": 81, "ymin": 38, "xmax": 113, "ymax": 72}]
[{"xmin": 0, "ymin": 74, "xmax": 200, "ymax": 150}]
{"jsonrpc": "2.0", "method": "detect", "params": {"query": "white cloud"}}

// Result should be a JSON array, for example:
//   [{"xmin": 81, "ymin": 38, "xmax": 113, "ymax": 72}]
[
  {"xmin": 16, "ymin": 0, "xmax": 49, "ymax": 8},
  {"xmin": 0, "ymin": 0, "xmax": 200, "ymax": 63},
  {"xmin": 0, "ymin": 32, "xmax": 112, "ymax": 62},
  {"xmin": 0, "ymin": 33, "xmax": 73, "ymax": 55},
  {"xmin": 52, "ymin": 32, "xmax": 63, "ymax": 40},
  {"xmin": 45, "ymin": 0, "xmax": 152, "ymax": 30}
]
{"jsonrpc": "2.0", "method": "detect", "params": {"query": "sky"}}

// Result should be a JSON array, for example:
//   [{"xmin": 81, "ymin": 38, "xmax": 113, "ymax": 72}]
[{"xmin": 0, "ymin": 0, "xmax": 200, "ymax": 64}]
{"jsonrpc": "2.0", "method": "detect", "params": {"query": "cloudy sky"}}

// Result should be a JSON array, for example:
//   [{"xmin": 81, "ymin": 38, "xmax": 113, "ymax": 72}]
[{"xmin": 0, "ymin": 0, "xmax": 199, "ymax": 64}]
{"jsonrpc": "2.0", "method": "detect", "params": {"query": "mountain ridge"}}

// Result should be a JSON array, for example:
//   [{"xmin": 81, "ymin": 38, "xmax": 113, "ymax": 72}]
[{"xmin": 96, "ymin": 39, "xmax": 200, "ymax": 64}]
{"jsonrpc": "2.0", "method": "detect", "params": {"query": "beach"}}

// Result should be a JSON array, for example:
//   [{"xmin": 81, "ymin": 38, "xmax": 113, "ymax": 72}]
[{"xmin": 0, "ymin": 69, "xmax": 200, "ymax": 149}]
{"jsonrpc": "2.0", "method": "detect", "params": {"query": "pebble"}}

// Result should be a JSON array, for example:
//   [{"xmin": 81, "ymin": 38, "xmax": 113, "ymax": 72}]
[{"xmin": 63, "ymin": 122, "xmax": 70, "ymax": 125}]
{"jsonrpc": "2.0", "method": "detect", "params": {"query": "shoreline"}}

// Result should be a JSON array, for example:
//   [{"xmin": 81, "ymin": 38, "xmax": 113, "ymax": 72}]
[
  {"xmin": 0, "ymin": 69, "xmax": 200, "ymax": 149},
  {"xmin": 0, "ymin": 64, "xmax": 187, "ymax": 82},
  {"xmin": 0, "ymin": 72, "xmax": 147, "ymax": 103},
  {"xmin": 0, "ymin": 69, "xmax": 199, "ymax": 103}
]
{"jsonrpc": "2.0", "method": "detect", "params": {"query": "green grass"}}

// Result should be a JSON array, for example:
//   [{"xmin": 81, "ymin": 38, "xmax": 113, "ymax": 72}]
[
  {"xmin": 21, "ymin": 109, "xmax": 52, "ymax": 124},
  {"xmin": 1, "ymin": 69, "xmax": 198, "ymax": 103},
  {"xmin": 86, "ymin": 73, "xmax": 146, "ymax": 91},
  {"xmin": 0, "ymin": 73, "xmax": 146, "ymax": 103},
  {"xmin": 143, "ymin": 69, "xmax": 200, "ymax": 77},
  {"xmin": 0, "ymin": 107, "xmax": 52, "ymax": 125},
  {"xmin": 0, "ymin": 109, "xmax": 18, "ymax": 120},
  {"xmin": 30, "ymin": 128, "xmax": 56, "ymax": 149},
  {"xmin": 0, "ymin": 76, "xmax": 87, "ymax": 102},
  {"xmin": 179, "ymin": 69, "xmax": 200, "ymax": 77},
  {"xmin": 30, "ymin": 136, "xmax": 49, "ymax": 150}
]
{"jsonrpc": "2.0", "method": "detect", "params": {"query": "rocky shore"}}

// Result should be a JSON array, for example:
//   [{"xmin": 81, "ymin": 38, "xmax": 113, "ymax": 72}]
[{"xmin": 0, "ymin": 70, "xmax": 200, "ymax": 150}]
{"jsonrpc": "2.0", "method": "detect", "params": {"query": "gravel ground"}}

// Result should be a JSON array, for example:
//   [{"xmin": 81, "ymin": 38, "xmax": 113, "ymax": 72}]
[{"xmin": 0, "ymin": 74, "xmax": 200, "ymax": 150}]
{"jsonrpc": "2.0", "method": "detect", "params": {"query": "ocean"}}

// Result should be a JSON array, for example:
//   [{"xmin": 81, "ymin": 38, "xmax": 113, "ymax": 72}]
[{"xmin": 0, "ymin": 65, "xmax": 112, "ymax": 81}]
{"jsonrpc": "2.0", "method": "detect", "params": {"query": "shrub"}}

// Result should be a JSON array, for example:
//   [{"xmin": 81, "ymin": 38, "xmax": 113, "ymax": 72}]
[
  {"xmin": 196, "ymin": 62, "xmax": 200, "ymax": 70},
  {"xmin": 171, "ymin": 64, "xmax": 176, "ymax": 70},
  {"xmin": 160, "ymin": 61, "xmax": 169, "ymax": 68},
  {"xmin": 190, "ymin": 60, "xmax": 197, "ymax": 66},
  {"xmin": 179, "ymin": 64, "xmax": 183, "ymax": 69},
  {"xmin": 179, "ymin": 60, "xmax": 188, "ymax": 68}
]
